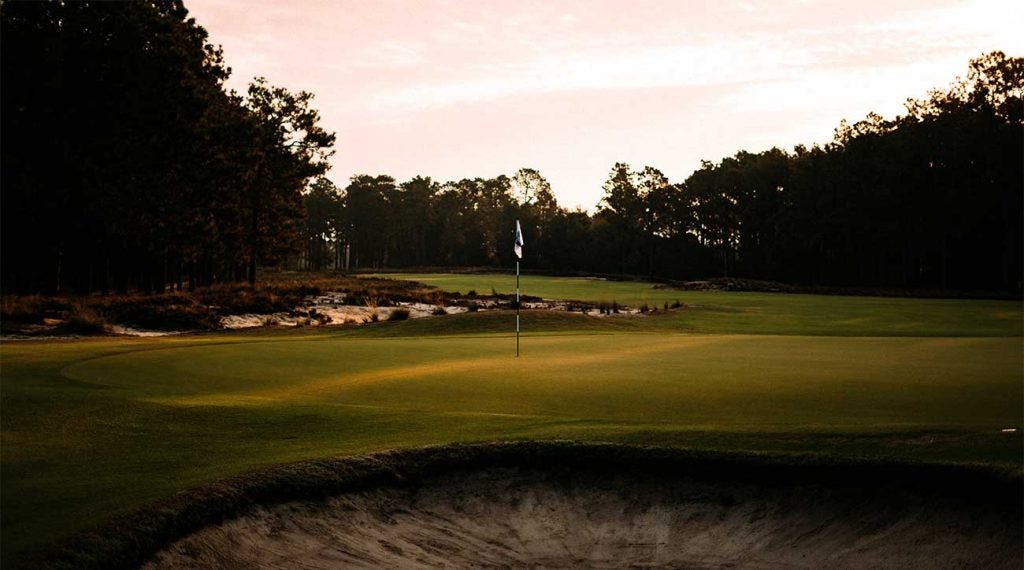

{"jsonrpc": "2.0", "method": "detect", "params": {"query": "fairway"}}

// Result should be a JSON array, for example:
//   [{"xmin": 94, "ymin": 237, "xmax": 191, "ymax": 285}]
[
  {"xmin": 2, "ymin": 279, "xmax": 1023, "ymax": 565},
  {"xmin": 378, "ymin": 273, "xmax": 1024, "ymax": 337}
]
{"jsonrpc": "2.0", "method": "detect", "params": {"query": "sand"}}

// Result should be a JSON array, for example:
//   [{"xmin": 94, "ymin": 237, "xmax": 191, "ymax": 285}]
[{"xmin": 145, "ymin": 466, "xmax": 1021, "ymax": 569}]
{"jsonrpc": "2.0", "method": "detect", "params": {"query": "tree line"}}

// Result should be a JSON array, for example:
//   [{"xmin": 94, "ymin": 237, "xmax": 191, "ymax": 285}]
[
  {"xmin": 300, "ymin": 51, "xmax": 1021, "ymax": 293},
  {"xmin": 2, "ymin": 0, "xmax": 1019, "ymax": 296},
  {"xmin": 2, "ymin": 0, "xmax": 333, "ymax": 294}
]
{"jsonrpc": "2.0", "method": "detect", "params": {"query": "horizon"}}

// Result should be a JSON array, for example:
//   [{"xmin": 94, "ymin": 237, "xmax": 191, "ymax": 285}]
[{"xmin": 186, "ymin": 1, "xmax": 1018, "ymax": 209}]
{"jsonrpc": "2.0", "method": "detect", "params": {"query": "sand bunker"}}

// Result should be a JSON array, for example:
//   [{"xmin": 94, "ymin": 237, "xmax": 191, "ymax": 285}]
[{"xmin": 140, "ymin": 445, "xmax": 1021, "ymax": 569}]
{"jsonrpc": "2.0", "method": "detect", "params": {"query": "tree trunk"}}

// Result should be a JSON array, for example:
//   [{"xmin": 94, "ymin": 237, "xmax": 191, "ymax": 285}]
[{"xmin": 249, "ymin": 207, "xmax": 258, "ymax": 286}]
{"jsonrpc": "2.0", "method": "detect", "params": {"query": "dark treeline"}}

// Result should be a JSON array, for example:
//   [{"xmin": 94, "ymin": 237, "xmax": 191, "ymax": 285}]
[
  {"xmin": 301, "ymin": 52, "xmax": 1021, "ymax": 293},
  {"xmin": 2, "ymin": 0, "xmax": 1020, "ymax": 296},
  {"xmin": 2, "ymin": 0, "xmax": 333, "ymax": 294}
]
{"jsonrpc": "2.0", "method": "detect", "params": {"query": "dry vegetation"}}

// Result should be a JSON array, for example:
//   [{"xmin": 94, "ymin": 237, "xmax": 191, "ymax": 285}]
[{"xmin": 0, "ymin": 271, "xmax": 543, "ymax": 336}]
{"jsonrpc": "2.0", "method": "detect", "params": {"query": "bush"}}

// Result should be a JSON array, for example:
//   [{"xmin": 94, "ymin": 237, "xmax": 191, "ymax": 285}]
[
  {"xmin": 466, "ymin": 301, "xmax": 479, "ymax": 312},
  {"xmin": 196, "ymin": 286, "xmax": 297, "ymax": 315},
  {"xmin": 309, "ymin": 309, "xmax": 332, "ymax": 325},
  {"xmin": 1, "ymin": 295, "xmax": 47, "ymax": 324},
  {"xmin": 467, "ymin": 290, "xmax": 477, "ymax": 297},
  {"xmin": 62, "ymin": 305, "xmax": 109, "ymax": 334},
  {"xmin": 106, "ymin": 298, "xmax": 220, "ymax": 330},
  {"xmin": 388, "ymin": 308, "xmax": 411, "ymax": 321},
  {"xmin": 432, "ymin": 306, "xmax": 447, "ymax": 316}
]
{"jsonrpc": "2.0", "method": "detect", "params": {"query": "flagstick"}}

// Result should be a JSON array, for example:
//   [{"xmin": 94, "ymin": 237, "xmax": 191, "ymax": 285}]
[{"xmin": 516, "ymin": 259, "xmax": 520, "ymax": 357}]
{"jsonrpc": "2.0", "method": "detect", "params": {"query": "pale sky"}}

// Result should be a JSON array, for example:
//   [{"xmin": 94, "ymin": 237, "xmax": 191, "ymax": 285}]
[{"xmin": 187, "ymin": 0, "xmax": 1022, "ymax": 210}]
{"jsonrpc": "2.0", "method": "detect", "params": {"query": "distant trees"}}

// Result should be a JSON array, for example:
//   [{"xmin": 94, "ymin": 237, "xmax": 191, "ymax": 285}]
[
  {"xmin": 316, "ymin": 52, "xmax": 1020, "ymax": 294},
  {"xmin": 2, "ymin": 10, "xmax": 1018, "ymax": 299},
  {"xmin": 1, "ymin": 0, "xmax": 333, "ymax": 293},
  {"xmin": 302, "ymin": 178, "xmax": 344, "ymax": 271}
]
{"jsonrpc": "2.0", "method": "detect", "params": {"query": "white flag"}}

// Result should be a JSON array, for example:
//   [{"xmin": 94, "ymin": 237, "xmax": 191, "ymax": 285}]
[{"xmin": 514, "ymin": 220, "xmax": 524, "ymax": 259}]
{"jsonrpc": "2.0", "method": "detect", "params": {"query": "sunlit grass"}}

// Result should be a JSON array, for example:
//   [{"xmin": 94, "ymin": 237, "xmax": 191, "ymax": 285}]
[
  {"xmin": 378, "ymin": 273, "xmax": 1023, "ymax": 337},
  {"xmin": 2, "ymin": 276, "xmax": 1022, "ymax": 564}
]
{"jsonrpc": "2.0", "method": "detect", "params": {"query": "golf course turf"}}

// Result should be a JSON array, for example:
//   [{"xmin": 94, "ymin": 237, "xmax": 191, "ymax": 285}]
[{"xmin": 1, "ymin": 274, "xmax": 1021, "ymax": 567}]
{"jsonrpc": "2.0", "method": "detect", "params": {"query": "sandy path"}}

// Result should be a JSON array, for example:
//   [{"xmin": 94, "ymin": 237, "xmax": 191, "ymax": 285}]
[{"xmin": 145, "ymin": 467, "xmax": 1020, "ymax": 569}]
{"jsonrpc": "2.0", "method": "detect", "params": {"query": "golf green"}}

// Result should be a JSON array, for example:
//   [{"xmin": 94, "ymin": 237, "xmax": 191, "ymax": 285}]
[{"xmin": 1, "ymin": 278, "xmax": 1022, "ymax": 565}]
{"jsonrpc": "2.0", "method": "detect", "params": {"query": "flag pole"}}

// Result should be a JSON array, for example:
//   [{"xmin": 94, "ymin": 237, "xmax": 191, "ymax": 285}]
[{"xmin": 514, "ymin": 219, "xmax": 523, "ymax": 357}]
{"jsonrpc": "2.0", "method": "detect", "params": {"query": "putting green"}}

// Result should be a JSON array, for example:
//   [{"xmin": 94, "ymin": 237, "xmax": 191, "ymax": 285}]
[
  {"xmin": 2, "ymin": 280, "xmax": 1022, "ymax": 565},
  {"xmin": 60, "ymin": 334, "xmax": 1021, "ymax": 430}
]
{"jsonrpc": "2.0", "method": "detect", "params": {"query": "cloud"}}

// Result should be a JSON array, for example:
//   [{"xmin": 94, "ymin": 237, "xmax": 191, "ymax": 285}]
[
  {"xmin": 369, "ymin": 37, "xmax": 812, "ymax": 112},
  {"xmin": 366, "ymin": 0, "xmax": 1021, "ymax": 117},
  {"xmin": 361, "ymin": 40, "xmax": 427, "ymax": 68},
  {"xmin": 187, "ymin": 0, "xmax": 1023, "ymax": 207}
]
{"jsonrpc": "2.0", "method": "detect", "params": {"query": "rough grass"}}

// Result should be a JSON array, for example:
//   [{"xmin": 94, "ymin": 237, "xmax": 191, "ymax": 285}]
[{"xmin": 37, "ymin": 441, "xmax": 1022, "ymax": 570}]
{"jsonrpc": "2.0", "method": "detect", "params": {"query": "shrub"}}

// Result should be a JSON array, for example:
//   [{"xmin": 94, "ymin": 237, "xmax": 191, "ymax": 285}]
[
  {"xmin": 1, "ymin": 295, "xmax": 47, "ymax": 324},
  {"xmin": 467, "ymin": 290, "xmax": 477, "ymax": 297},
  {"xmin": 315, "ymin": 313, "xmax": 333, "ymax": 325},
  {"xmin": 466, "ymin": 301, "xmax": 479, "ymax": 312},
  {"xmin": 308, "ymin": 309, "xmax": 332, "ymax": 325},
  {"xmin": 388, "ymin": 308, "xmax": 411, "ymax": 321},
  {"xmin": 671, "ymin": 300, "xmax": 682, "ymax": 309},
  {"xmin": 106, "ymin": 298, "xmax": 219, "ymax": 330},
  {"xmin": 196, "ymin": 286, "xmax": 298, "ymax": 315},
  {"xmin": 63, "ymin": 305, "xmax": 109, "ymax": 334},
  {"xmin": 368, "ymin": 310, "xmax": 379, "ymax": 322},
  {"xmin": 432, "ymin": 306, "xmax": 447, "ymax": 316}
]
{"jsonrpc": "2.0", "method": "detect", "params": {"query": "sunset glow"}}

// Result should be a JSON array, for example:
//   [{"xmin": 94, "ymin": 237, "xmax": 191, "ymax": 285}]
[{"xmin": 188, "ymin": 0, "xmax": 1021, "ymax": 209}]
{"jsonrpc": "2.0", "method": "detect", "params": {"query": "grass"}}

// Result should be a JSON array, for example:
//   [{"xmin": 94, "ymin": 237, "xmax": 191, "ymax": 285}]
[
  {"xmin": 1, "ymin": 273, "xmax": 1022, "ymax": 566},
  {"xmin": 377, "ymin": 273, "xmax": 1024, "ymax": 336}
]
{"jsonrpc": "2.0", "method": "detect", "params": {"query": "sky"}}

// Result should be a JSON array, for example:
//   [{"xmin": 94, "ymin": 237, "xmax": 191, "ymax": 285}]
[{"xmin": 187, "ymin": 0, "xmax": 1022, "ymax": 210}]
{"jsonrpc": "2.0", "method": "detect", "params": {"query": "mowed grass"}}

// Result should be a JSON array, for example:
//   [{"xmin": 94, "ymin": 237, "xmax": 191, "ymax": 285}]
[
  {"xmin": 1, "ymin": 278, "xmax": 1022, "ymax": 565},
  {"xmin": 379, "ymin": 272, "xmax": 1023, "ymax": 337}
]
